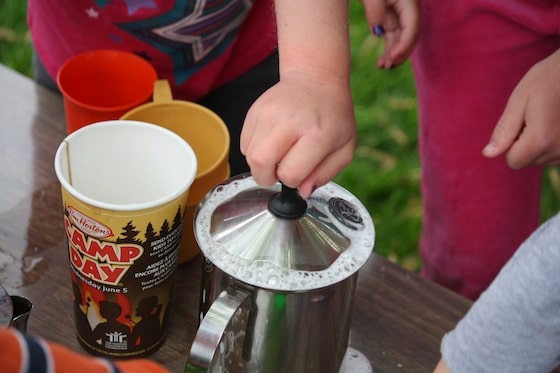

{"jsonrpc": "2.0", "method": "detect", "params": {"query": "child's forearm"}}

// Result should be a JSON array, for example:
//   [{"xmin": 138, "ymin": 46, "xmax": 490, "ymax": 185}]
[{"xmin": 274, "ymin": 0, "xmax": 351, "ymax": 81}]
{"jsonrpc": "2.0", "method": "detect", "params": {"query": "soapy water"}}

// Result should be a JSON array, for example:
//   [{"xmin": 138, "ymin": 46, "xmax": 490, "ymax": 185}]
[
  {"xmin": 339, "ymin": 347, "xmax": 373, "ymax": 373},
  {"xmin": 195, "ymin": 177, "xmax": 375, "ymax": 291}
]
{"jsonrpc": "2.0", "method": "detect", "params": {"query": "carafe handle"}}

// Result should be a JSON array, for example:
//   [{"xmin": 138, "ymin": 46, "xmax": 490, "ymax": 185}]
[{"xmin": 186, "ymin": 287, "xmax": 252, "ymax": 372}]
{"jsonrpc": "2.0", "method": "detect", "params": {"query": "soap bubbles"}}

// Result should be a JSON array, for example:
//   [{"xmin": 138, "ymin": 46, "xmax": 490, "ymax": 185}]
[{"xmin": 195, "ymin": 177, "xmax": 375, "ymax": 291}]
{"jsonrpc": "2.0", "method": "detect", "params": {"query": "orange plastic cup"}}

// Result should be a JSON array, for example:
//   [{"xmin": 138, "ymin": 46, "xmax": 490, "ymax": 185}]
[
  {"xmin": 121, "ymin": 80, "xmax": 230, "ymax": 263},
  {"xmin": 57, "ymin": 49, "xmax": 157, "ymax": 133}
]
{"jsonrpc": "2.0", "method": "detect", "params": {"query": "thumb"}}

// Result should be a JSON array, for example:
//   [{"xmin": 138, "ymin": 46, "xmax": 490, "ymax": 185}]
[
  {"xmin": 361, "ymin": 0, "xmax": 387, "ymax": 36},
  {"xmin": 482, "ymin": 95, "xmax": 526, "ymax": 158}
]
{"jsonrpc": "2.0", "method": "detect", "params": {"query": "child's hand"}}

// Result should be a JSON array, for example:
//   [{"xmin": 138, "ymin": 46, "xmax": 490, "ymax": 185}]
[
  {"xmin": 241, "ymin": 0, "xmax": 356, "ymax": 197},
  {"xmin": 240, "ymin": 70, "xmax": 356, "ymax": 198},
  {"xmin": 483, "ymin": 48, "xmax": 560, "ymax": 168},
  {"xmin": 360, "ymin": 0, "xmax": 420, "ymax": 68}
]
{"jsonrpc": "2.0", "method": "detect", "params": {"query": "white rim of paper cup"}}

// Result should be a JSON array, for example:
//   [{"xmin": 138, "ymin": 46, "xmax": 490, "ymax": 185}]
[{"xmin": 54, "ymin": 120, "xmax": 198, "ymax": 211}]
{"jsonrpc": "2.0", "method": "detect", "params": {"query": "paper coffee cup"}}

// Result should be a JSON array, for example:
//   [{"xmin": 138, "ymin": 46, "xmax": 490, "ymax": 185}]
[{"xmin": 54, "ymin": 120, "xmax": 197, "ymax": 358}]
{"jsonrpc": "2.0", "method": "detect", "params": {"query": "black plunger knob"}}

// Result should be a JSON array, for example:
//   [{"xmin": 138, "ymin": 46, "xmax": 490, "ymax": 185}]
[{"xmin": 268, "ymin": 184, "xmax": 307, "ymax": 219}]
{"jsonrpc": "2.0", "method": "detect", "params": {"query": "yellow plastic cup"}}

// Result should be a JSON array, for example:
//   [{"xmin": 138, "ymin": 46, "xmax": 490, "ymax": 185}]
[
  {"xmin": 121, "ymin": 80, "xmax": 230, "ymax": 263},
  {"xmin": 54, "ymin": 120, "xmax": 197, "ymax": 358}
]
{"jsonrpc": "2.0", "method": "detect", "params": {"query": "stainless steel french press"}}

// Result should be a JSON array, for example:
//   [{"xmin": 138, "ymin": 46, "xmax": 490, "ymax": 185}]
[{"xmin": 186, "ymin": 174, "xmax": 375, "ymax": 372}]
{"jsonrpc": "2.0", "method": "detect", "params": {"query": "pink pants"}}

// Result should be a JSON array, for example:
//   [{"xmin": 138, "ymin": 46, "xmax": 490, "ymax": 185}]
[{"xmin": 412, "ymin": 0, "xmax": 560, "ymax": 299}]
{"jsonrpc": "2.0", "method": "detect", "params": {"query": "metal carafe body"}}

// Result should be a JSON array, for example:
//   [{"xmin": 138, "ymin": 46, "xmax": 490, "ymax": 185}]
[
  {"xmin": 189, "ymin": 258, "xmax": 358, "ymax": 372},
  {"xmin": 186, "ymin": 175, "xmax": 375, "ymax": 372}
]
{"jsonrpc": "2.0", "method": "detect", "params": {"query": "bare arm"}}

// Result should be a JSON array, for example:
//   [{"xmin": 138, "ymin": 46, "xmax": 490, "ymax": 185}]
[
  {"xmin": 241, "ymin": 0, "xmax": 420, "ymax": 196},
  {"xmin": 240, "ymin": 0, "xmax": 355, "ymax": 197}
]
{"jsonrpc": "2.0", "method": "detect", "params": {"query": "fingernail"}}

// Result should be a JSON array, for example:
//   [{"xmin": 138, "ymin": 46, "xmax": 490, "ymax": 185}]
[
  {"xmin": 309, "ymin": 184, "xmax": 318, "ymax": 197},
  {"xmin": 372, "ymin": 24, "xmax": 385, "ymax": 37},
  {"xmin": 483, "ymin": 142, "xmax": 497, "ymax": 155},
  {"xmin": 301, "ymin": 184, "xmax": 317, "ymax": 199}
]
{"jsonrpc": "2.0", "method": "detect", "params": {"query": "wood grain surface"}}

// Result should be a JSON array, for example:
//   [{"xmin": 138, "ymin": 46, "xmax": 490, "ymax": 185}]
[{"xmin": 0, "ymin": 64, "xmax": 471, "ymax": 373}]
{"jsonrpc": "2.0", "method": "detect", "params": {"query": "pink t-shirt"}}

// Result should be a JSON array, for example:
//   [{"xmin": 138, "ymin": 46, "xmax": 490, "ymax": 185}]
[{"xmin": 28, "ymin": 0, "xmax": 277, "ymax": 101}]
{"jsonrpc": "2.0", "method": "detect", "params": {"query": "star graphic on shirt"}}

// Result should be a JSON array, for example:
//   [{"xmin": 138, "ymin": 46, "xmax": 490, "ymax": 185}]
[
  {"xmin": 117, "ymin": 0, "xmax": 253, "ymax": 84},
  {"xmin": 123, "ymin": 0, "xmax": 157, "ymax": 15},
  {"xmin": 86, "ymin": 7, "xmax": 100, "ymax": 18}
]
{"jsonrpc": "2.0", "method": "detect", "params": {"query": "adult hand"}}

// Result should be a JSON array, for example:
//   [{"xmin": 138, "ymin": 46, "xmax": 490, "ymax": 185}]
[
  {"xmin": 241, "ymin": 70, "xmax": 356, "ymax": 198},
  {"xmin": 360, "ymin": 0, "xmax": 420, "ymax": 68},
  {"xmin": 483, "ymin": 49, "xmax": 560, "ymax": 168}
]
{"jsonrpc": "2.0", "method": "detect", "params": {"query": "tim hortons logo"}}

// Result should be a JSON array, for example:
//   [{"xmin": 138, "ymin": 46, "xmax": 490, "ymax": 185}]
[{"xmin": 67, "ymin": 206, "xmax": 113, "ymax": 238}]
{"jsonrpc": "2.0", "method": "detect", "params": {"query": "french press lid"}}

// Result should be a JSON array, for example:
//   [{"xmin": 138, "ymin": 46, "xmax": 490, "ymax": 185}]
[{"xmin": 194, "ymin": 173, "xmax": 375, "ymax": 291}]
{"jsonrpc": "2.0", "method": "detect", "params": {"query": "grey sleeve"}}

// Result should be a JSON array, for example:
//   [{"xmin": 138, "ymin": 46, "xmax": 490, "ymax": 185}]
[{"xmin": 441, "ymin": 212, "xmax": 560, "ymax": 373}]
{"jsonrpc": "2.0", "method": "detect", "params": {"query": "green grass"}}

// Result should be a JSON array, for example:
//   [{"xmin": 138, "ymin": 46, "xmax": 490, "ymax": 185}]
[
  {"xmin": 0, "ymin": 1, "xmax": 32, "ymax": 77},
  {"xmin": 1, "ymin": 1, "xmax": 559, "ymax": 272},
  {"xmin": 342, "ymin": 2, "xmax": 422, "ymax": 269}
]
